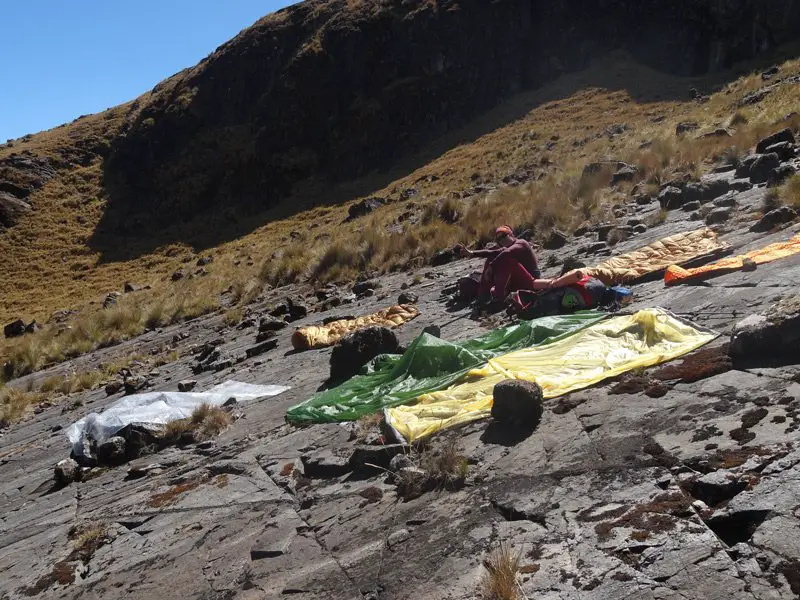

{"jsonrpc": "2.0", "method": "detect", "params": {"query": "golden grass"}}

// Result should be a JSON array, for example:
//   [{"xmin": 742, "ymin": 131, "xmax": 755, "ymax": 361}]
[
  {"xmin": 0, "ymin": 387, "xmax": 45, "ymax": 426},
  {"xmin": 481, "ymin": 542, "xmax": 522, "ymax": 600},
  {"xmin": 396, "ymin": 438, "xmax": 469, "ymax": 499},
  {"xmin": 2, "ymin": 50, "xmax": 800, "ymax": 380},
  {"xmin": 780, "ymin": 174, "xmax": 800, "ymax": 209}
]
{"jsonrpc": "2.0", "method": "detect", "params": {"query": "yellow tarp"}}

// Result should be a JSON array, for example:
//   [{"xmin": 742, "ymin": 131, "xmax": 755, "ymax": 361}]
[
  {"xmin": 665, "ymin": 233, "xmax": 800, "ymax": 286},
  {"xmin": 291, "ymin": 304, "xmax": 419, "ymax": 350},
  {"xmin": 580, "ymin": 228, "xmax": 728, "ymax": 285},
  {"xmin": 385, "ymin": 308, "xmax": 715, "ymax": 442}
]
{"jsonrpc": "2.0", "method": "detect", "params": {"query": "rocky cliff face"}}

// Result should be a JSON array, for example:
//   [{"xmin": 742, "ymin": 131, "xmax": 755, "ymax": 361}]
[{"xmin": 103, "ymin": 0, "xmax": 800, "ymax": 229}]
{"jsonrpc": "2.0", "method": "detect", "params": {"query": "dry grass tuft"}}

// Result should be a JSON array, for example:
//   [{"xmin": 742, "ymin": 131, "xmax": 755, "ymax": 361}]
[
  {"xmin": 481, "ymin": 542, "xmax": 522, "ymax": 600},
  {"xmin": 763, "ymin": 188, "xmax": 783, "ymax": 213},
  {"xmin": 0, "ymin": 386, "xmax": 45, "ymax": 427},
  {"xmin": 396, "ymin": 438, "xmax": 469, "ymax": 500},
  {"xmin": 161, "ymin": 403, "xmax": 233, "ymax": 444},
  {"xmin": 70, "ymin": 522, "xmax": 108, "ymax": 557}
]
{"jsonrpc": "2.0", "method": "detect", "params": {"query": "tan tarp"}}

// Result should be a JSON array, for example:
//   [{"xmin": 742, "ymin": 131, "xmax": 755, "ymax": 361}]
[
  {"xmin": 291, "ymin": 304, "xmax": 419, "ymax": 350},
  {"xmin": 579, "ymin": 228, "xmax": 729, "ymax": 285}
]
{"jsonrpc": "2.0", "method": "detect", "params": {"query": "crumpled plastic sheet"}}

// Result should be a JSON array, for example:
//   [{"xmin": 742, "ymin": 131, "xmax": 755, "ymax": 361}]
[{"xmin": 66, "ymin": 380, "xmax": 289, "ymax": 456}]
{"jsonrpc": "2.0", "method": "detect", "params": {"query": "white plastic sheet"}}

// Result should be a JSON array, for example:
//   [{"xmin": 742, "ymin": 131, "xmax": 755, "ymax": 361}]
[{"xmin": 66, "ymin": 380, "xmax": 289, "ymax": 455}]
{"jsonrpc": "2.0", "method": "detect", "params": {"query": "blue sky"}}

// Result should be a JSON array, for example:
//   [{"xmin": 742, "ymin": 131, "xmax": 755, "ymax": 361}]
[{"xmin": 1, "ymin": 1, "xmax": 297, "ymax": 141}]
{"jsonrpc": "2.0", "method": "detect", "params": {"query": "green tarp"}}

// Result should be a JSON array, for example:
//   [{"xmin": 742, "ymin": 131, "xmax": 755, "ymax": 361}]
[{"xmin": 286, "ymin": 311, "xmax": 607, "ymax": 423}]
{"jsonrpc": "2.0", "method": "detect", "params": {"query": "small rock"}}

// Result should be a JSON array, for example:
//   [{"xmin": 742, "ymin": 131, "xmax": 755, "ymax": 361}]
[
  {"xmin": 171, "ymin": 270, "xmax": 185, "ymax": 282},
  {"xmin": 750, "ymin": 206, "xmax": 797, "ymax": 232},
  {"xmin": 390, "ymin": 454, "xmax": 413, "ymax": 472},
  {"xmin": 103, "ymin": 292, "xmax": 121, "ymax": 309},
  {"xmin": 387, "ymin": 528, "xmax": 411, "ymax": 547},
  {"xmin": 285, "ymin": 297, "xmax": 308, "ymax": 322},
  {"xmin": 713, "ymin": 194, "xmax": 737, "ymax": 208},
  {"xmin": 123, "ymin": 282, "xmax": 139, "ymax": 293},
  {"xmin": 178, "ymin": 380, "xmax": 197, "ymax": 392},
  {"xmin": 755, "ymin": 128, "xmax": 796, "ymax": 154},
  {"xmin": 583, "ymin": 241, "xmax": 609, "ymax": 255},
  {"xmin": 658, "ymin": 186, "xmax": 684, "ymax": 209},
  {"xmin": 632, "ymin": 224, "xmax": 648, "ymax": 234},
  {"xmin": 196, "ymin": 256, "xmax": 213, "ymax": 266},
  {"xmin": 302, "ymin": 449, "xmax": 352, "ymax": 478},
  {"xmin": 705, "ymin": 207, "xmax": 732, "ymax": 225},
  {"xmin": 104, "ymin": 380, "xmax": 123, "ymax": 395},
  {"xmin": 347, "ymin": 197, "xmax": 385, "ymax": 220},
  {"xmin": 675, "ymin": 121, "xmax": 699, "ymax": 136},
  {"xmin": 682, "ymin": 200, "xmax": 701, "ymax": 212},
  {"xmin": 491, "ymin": 380, "xmax": 544, "ymax": 427},
  {"xmin": 398, "ymin": 292, "xmax": 418, "ymax": 305},
  {"xmin": 123, "ymin": 374, "xmax": 148, "ymax": 395},
  {"xmin": 245, "ymin": 339, "xmax": 278, "ymax": 358},
  {"xmin": 764, "ymin": 141, "xmax": 796, "ymax": 161},
  {"xmin": 735, "ymin": 154, "xmax": 760, "ymax": 179},
  {"xmin": 543, "ymin": 229, "xmax": 568, "ymax": 250},
  {"xmin": 3, "ymin": 319, "xmax": 26, "ymax": 338},
  {"xmin": 97, "ymin": 436, "xmax": 127, "ymax": 465},
  {"xmin": 54, "ymin": 458, "xmax": 79, "ymax": 485},
  {"xmin": 611, "ymin": 165, "xmax": 639, "ymax": 185}
]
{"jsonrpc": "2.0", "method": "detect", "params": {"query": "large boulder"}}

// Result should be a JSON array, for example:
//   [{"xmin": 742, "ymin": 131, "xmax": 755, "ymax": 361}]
[
  {"xmin": 755, "ymin": 128, "xmax": 796, "ymax": 154},
  {"xmin": 749, "ymin": 153, "xmax": 781, "ymax": 184},
  {"xmin": 750, "ymin": 206, "xmax": 797, "ymax": 232},
  {"xmin": 491, "ymin": 380, "xmax": 544, "ymax": 427},
  {"xmin": 730, "ymin": 296, "xmax": 800, "ymax": 366},
  {"xmin": 543, "ymin": 229, "xmax": 568, "ymax": 250},
  {"xmin": 767, "ymin": 164, "xmax": 796, "ymax": 187},
  {"xmin": 705, "ymin": 207, "xmax": 732, "ymax": 225},
  {"xmin": 329, "ymin": 326, "xmax": 400, "ymax": 382},
  {"xmin": 0, "ymin": 192, "xmax": 32, "ymax": 228},
  {"xmin": 96, "ymin": 436, "xmax": 127, "ymax": 465},
  {"xmin": 734, "ymin": 154, "xmax": 760, "ymax": 179}
]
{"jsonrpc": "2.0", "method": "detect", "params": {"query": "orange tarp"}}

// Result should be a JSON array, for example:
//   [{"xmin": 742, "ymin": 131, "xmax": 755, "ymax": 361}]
[
  {"xmin": 579, "ymin": 228, "xmax": 728, "ymax": 285},
  {"xmin": 665, "ymin": 233, "xmax": 800, "ymax": 286}
]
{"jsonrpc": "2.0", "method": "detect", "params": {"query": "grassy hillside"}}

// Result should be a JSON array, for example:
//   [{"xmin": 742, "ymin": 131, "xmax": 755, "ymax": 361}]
[{"xmin": 1, "ymin": 48, "xmax": 800, "ymax": 380}]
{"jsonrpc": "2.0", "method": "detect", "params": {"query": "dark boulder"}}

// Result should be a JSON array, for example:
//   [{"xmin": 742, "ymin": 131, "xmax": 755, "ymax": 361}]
[
  {"xmin": 543, "ymin": 229, "xmax": 568, "ymax": 250},
  {"xmin": 347, "ymin": 197, "xmax": 385, "ymax": 221},
  {"xmin": 352, "ymin": 280, "xmax": 380, "ymax": 296},
  {"xmin": 658, "ymin": 186, "xmax": 684, "ymax": 209},
  {"xmin": 767, "ymin": 164, "xmax": 796, "ymax": 188},
  {"xmin": 734, "ymin": 154, "xmax": 760, "ymax": 179},
  {"xmin": 749, "ymin": 153, "xmax": 781, "ymax": 184},
  {"xmin": 0, "ymin": 192, "xmax": 32, "ymax": 228},
  {"xmin": 611, "ymin": 165, "xmax": 640, "ymax": 185},
  {"xmin": 398, "ymin": 292, "xmax": 418, "ymax": 305},
  {"xmin": 285, "ymin": 297, "xmax": 308, "ymax": 322},
  {"xmin": 97, "ymin": 436, "xmax": 127, "ymax": 465},
  {"xmin": 54, "ymin": 458, "xmax": 80, "ymax": 486},
  {"xmin": 750, "ymin": 206, "xmax": 797, "ymax": 232},
  {"xmin": 259, "ymin": 316, "xmax": 288, "ymax": 332},
  {"xmin": 491, "ymin": 380, "xmax": 544, "ymax": 427},
  {"xmin": 756, "ymin": 128, "xmax": 796, "ymax": 154},
  {"xmin": 330, "ymin": 326, "xmax": 400, "ymax": 382},
  {"xmin": 431, "ymin": 247, "xmax": 457, "ymax": 266},
  {"xmin": 682, "ymin": 179, "xmax": 731, "ymax": 204},
  {"xmin": 4, "ymin": 319, "xmax": 26, "ymax": 338}
]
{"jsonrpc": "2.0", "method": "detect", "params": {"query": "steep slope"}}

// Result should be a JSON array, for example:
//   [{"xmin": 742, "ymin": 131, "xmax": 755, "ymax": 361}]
[{"xmin": 103, "ymin": 0, "xmax": 800, "ymax": 228}]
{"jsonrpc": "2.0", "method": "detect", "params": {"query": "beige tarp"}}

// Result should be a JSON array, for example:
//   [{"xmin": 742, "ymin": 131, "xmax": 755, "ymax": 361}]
[
  {"xmin": 291, "ymin": 304, "xmax": 419, "ymax": 350},
  {"xmin": 580, "ymin": 228, "xmax": 729, "ymax": 285}
]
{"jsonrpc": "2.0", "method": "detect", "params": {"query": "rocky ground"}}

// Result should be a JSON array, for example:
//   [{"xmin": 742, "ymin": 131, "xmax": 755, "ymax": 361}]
[{"xmin": 2, "ymin": 151, "xmax": 800, "ymax": 599}]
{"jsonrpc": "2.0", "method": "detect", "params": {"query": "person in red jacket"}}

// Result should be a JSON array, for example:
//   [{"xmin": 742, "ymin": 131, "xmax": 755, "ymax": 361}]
[{"xmin": 456, "ymin": 225, "xmax": 542, "ymax": 301}]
